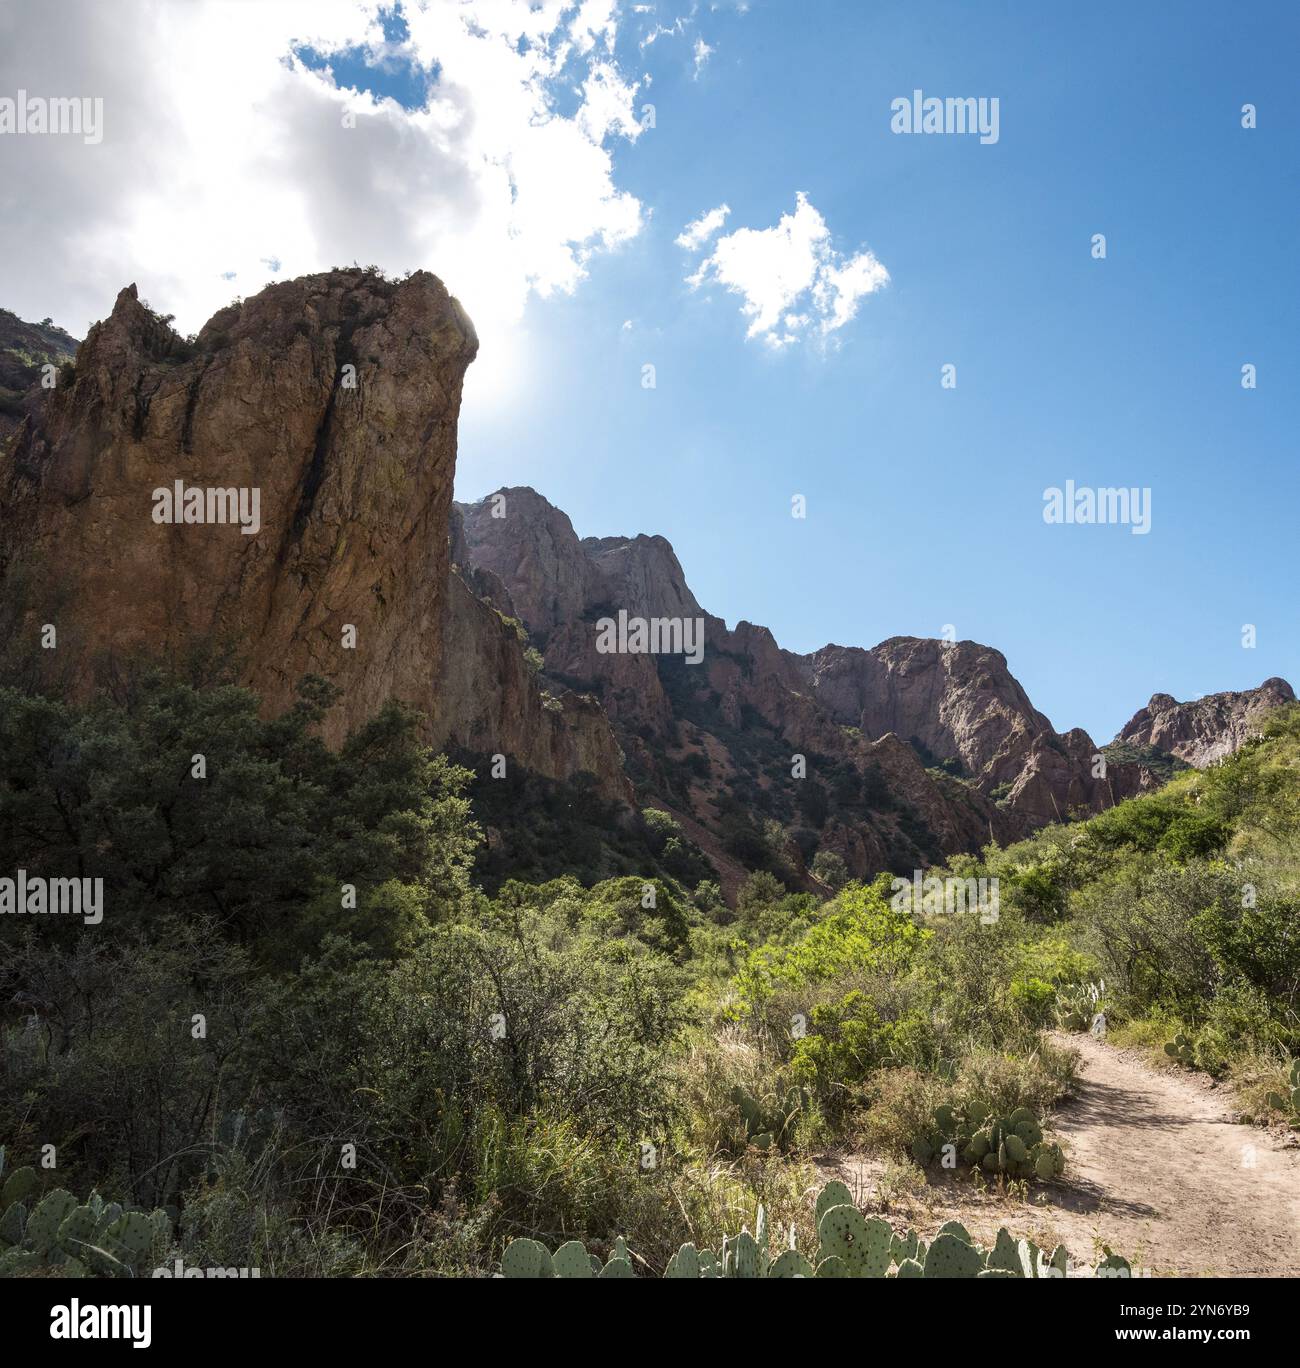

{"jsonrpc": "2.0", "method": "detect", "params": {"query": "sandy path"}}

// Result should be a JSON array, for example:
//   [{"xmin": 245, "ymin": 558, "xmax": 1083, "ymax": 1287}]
[
  {"xmin": 1043, "ymin": 1032, "xmax": 1300, "ymax": 1275},
  {"xmin": 821, "ymin": 1033, "xmax": 1300, "ymax": 1276}
]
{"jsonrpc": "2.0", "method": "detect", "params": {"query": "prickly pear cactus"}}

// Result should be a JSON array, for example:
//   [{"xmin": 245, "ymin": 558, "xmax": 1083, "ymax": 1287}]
[
  {"xmin": 726, "ymin": 1230, "xmax": 760, "ymax": 1278},
  {"xmin": 0, "ymin": 1158, "xmax": 172, "ymax": 1278},
  {"xmin": 501, "ymin": 1237, "xmax": 553, "ymax": 1278},
  {"xmin": 0, "ymin": 1197, "xmax": 25, "ymax": 1248},
  {"xmin": 814, "ymin": 1179, "xmax": 854, "ymax": 1227},
  {"xmin": 923, "ymin": 1231, "xmax": 984, "ymax": 1278},
  {"xmin": 1164, "ymin": 1033, "xmax": 1195, "ymax": 1064},
  {"xmin": 915, "ymin": 1101, "xmax": 1060, "ymax": 1182},
  {"xmin": 1264, "ymin": 1060, "xmax": 1300, "ymax": 1121},
  {"xmin": 1058, "ymin": 980, "xmax": 1106, "ymax": 1031},
  {"xmin": 27, "ymin": 1190, "xmax": 78, "ymax": 1255},
  {"xmin": 816, "ymin": 1204, "xmax": 892, "ymax": 1278},
  {"xmin": 768, "ymin": 1249, "xmax": 814, "ymax": 1278},
  {"xmin": 985, "ymin": 1227, "xmax": 1021, "ymax": 1274},
  {"xmin": 552, "ymin": 1241, "xmax": 595, "ymax": 1278},
  {"xmin": 489, "ymin": 1181, "xmax": 1130, "ymax": 1281},
  {"xmin": 730, "ymin": 1084, "xmax": 808, "ymax": 1150},
  {"xmin": 1, "ymin": 1165, "xmax": 38, "ymax": 1211}
]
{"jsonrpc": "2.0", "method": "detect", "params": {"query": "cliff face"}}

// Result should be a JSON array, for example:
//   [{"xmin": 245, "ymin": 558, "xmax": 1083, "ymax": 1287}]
[
  {"xmin": 0, "ymin": 273, "xmax": 629, "ymax": 801},
  {"xmin": 805, "ymin": 638, "xmax": 1151, "ymax": 823},
  {"xmin": 455, "ymin": 486, "xmax": 1019, "ymax": 883},
  {"xmin": 1117, "ymin": 679, "xmax": 1296, "ymax": 767},
  {"xmin": 454, "ymin": 486, "xmax": 1294, "ymax": 884},
  {"xmin": 5, "ymin": 274, "xmax": 1291, "ymax": 888}
]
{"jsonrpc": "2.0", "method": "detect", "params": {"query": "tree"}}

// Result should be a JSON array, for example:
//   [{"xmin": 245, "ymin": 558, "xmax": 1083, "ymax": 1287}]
[{"xmin": 811, "ymin": 848, "xmax": 850, "ymax": 891}]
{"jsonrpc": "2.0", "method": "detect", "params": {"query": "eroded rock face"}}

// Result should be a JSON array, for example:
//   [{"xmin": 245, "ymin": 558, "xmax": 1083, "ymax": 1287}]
[
  {"xmin": 0, "ymin": 272, "xmax": 630, "ymax": 801},
  {"xmin": 809, "ymin": 638, "xmax": 1052, "ymax": 785},
  {"xmin": 1117, "ymin": 679, "xmax": 1296, "ymax": 767},
  {"xmin": 458, "ymin": 487, "xmax": 605, "ymax": 634},
  {"xmin": 804, "ymin": 638, "xmax": 1157, "ymax": 824},
  {"xmin": 453, "ymin": 485, "xmax": 1296, "ymax": 883},
  {"xmin": 454, "ymin": 486, "xmax": 1020, "ymax": 883},
  {"xmin": 436, "ymin": 571, "xmax": 632, "ymax": 801},
  {"xmin": 10, "ymin": 270, "xmax": 1287, "ymax": 883}
]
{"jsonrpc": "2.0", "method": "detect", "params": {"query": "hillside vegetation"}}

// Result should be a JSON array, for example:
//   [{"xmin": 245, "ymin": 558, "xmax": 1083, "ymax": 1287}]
[{"xmin": 1, "ymin": 670, "xmax": 1296, "ymax": 1277}]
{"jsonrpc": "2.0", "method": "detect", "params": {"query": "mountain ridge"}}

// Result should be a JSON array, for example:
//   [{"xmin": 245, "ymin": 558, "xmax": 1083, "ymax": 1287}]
[
  {"xmin": 455, "ymin": 483, "xmax": 1291, "ymax": 888},
  {"xmin": 1, "ymin": 285, "xmax": 1289, "ymax": 898}
]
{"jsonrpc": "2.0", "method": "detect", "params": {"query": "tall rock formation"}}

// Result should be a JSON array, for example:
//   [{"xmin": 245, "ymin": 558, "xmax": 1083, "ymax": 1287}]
[
  {"xmin": 456, "ymin": 487, "xmax": 1019, "ymax": 883},
  {"xmin": 0, "ymin": 272, "xmax": 629, "ymax": 801},
  {"xmin": 4, "ymin": 276, "xmax": 1291, "ymax": 894}
]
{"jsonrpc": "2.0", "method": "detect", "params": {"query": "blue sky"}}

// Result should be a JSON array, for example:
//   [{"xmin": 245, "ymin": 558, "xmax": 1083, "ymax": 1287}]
[
  {"xmin": 5, "ymin": 0, "xmax": 1295, "ymax": 744},
  {"xmin": 452, "ymin": 0, "xmax": 1300, "ymax": 741}
]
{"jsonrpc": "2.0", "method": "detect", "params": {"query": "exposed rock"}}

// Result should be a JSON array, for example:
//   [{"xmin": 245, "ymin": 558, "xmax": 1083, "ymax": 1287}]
[
  {"xmin": 458, "ymin": 486, "xmax": 604, "ymax": 635},
  {"xmin": 0, "ymin": 272, "xmax": 629, "ymax": 802},
  {"xmin": 455, "ymin": 485, "xmax": 1295, "ymax": 877},
  {"xmin": 437, "ymin": 572, "xmax": 631, "ymax": 802},
  {"xmin": 455, "ymin": 487, "xmax": 1021, "ymax": 879},
  {"xmin": 1116, "ymin": 679, "xmax": 1296, "ymax": 767},
  {"xmin": 809, "ymin": 637, "xmax": 1052, "ymax": 787},
  {"xmin": 8, "ymin": 271, "xmax": 1290, "ymax": 894},
  {"xmin": 579, "ymin": 531, "xmax": 702, "ymax": 623}
]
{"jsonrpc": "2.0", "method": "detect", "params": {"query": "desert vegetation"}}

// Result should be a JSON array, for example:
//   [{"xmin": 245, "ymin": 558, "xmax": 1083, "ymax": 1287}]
[{"xmin": 1, "ymin": 672, "xmax": 1298, "ymax": 1277}]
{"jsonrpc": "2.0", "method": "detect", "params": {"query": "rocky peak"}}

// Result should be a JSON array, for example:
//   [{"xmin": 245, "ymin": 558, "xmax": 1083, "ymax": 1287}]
[
  {"xmin": 579, "ymin": 531, "xmax": 702, "ymax": 622},
  {"xmin": 459, "ymin": 486, "xmax": 703, "ymax": 635},
  {"xmin": 458, "ymin": 486, "xmax": 603, "ymax": 635},
  {"xmin": 1117, "ymin": 678, "xmax": 1296, "ymax": 767},
  {"xmin": 0, "ymin": 271, "xmax": 629, "ymax": 801},
  {"xmin": 808, "ymin": 636, "xmax": 1052, "ymax": 784}
]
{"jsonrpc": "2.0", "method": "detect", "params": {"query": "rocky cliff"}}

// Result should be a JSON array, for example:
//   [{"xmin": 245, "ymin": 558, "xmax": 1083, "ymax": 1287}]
[
  {"xmin": 1117, "ymin": 679, "xmax": 1296, "ymax": 767},
  {"xmin": 456, "ymin": 487, "xmax": 1020, "ymax": 884},
  {"xmin": 4, "ymin": 276, "xmax": 1291, "ymax": 895},
  {"xmin": 454, "ymin": 485, "xmax": 1293, "ymax": 885},
  {"xmin": 0, "ymin": 273, "xmax": 629, "ymax": 801}
]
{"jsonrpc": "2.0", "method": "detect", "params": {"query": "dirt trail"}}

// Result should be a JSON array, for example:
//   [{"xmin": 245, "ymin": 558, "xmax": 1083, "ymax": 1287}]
[{"xmin": 822, "ymin": 1033, "xmax": 1300, "ymax": 1276}]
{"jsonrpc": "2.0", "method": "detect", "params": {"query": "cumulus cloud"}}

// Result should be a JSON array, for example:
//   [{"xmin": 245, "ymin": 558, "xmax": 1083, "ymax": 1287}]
[
  {"xmin": 674, "ymin": 203, "xmax": 730, "ymax": 250},
  {"xmin": 0, "ymin": 0, "xmax": 648, "ymax": 398},
  {"xmin": 679, "ymin": 192, "xmax": 888, "ymax": 347}
]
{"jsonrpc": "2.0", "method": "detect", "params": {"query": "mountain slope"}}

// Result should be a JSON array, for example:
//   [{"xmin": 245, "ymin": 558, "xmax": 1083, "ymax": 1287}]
[
  {"xmin": 1117, "ymin": 679, "xmax": 1296, "ymax": 768},
  {"xmin": 0, "ymin": 306, "xmax": 78, "ymax": 441},
  {"xmin": 455, "ymin": 485, "xmax": 1292, "ymax": 885}
]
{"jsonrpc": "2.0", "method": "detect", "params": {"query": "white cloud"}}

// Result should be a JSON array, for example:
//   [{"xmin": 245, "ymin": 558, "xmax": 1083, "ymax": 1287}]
[
  {"xmin": 681, "ymin": 192, "xmax": 888, "ymax": 346},
  {"xmin": 0, "ymin": 0, "xmax": 649, "ymax": 401},
  {"xmin": 692, "ymin": 37, "xmax": 713, "ymax": 76},
  {"xmin": 674, "ymin": 203, "xmax": 730, "ymax": 250}
]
